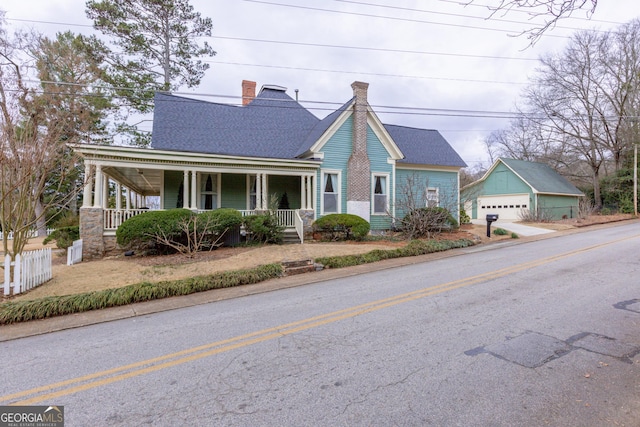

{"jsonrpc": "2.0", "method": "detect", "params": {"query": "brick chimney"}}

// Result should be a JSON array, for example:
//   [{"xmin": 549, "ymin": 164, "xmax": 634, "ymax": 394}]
[
  {"xmin": 347, "ymin": 81, "xmax": 371, "ymax": 222},
  {"xmin": 242, "ymin": 80, "xmax": 256, "ymax": 106}
]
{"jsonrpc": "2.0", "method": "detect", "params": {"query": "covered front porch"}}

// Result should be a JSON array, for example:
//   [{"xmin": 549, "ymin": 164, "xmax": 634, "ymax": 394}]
[{"xmin": 73, "ymin": 144, "xmax": 320, "ymax": 259}]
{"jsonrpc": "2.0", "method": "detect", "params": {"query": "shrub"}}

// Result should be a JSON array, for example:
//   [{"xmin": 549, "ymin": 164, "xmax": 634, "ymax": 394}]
[
  {"xmin": 315, "ymin": 238, "xmax": 474, "ymax": 268},
  {"xmin": 493, "ymin": 228, "xmax": 508, "ymax": 235},
  {"xmin": 401, "ymin": 207, "xmax": 458, "ymax": 239},
  {"xmin": 0, "ymin": 264, "xmax": 283, "ymax": 324},
  {"xmin": 243, "ymin": 213, "xmax": 284, "ymax": 244},
  {"xmin": 511, "ymin": 232, "xmax": 519, "ymax": 239},
  {"xmin": 198, "ymin": 209, "xmax": 243, "ymax": 233},
  {"xmin": 312, "ymin": 214, "xmax": 370, "ymax": 241},
  {"xmin": 197, "ymin": 208, "xmax": 243, "ymax": 241},
  {"xmin": 459, "ymin": 208, "xmax": 470, "ymax": 224},
  {"xmin": 116, "ymin": 209, "xmax": 194, "ymax": 253},
  {"xmin": 43, "ymin": 226, "xmax": 80, "ymax": 249}
]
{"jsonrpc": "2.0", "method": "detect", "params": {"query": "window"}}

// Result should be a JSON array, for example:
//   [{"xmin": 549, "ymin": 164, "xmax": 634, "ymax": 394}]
[
  {"xmin": 372, "ymin": 174, "xmax": 388, "ymax": 214},
  {"xmin": 322, "ymin": 171, "xmax": 340, "ymax": 214},
  {"xmin": 249, "ymin": 176, "xmax": 257, "ymax": 210},
  {"xmin": 426, "ymin": 188, "xmax": 439, "ymax": 207},
  {"xmin": 200, "ymin": 173, "xmax": 218, "ymax": 210}
]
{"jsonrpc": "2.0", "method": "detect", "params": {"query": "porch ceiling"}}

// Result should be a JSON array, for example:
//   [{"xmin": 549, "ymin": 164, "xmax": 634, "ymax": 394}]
[{"xmin": 105, "ymin": 166, "xmax": 162, "ymax": 196}]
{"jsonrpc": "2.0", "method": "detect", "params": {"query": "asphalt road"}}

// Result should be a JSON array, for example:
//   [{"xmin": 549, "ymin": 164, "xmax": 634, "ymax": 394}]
[{"xmin": 1, "ymin": 222, "xmax": 639, "ymax": 426}]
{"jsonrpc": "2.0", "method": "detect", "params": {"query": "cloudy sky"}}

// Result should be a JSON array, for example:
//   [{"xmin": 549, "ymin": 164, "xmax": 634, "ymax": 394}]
[{"xmin": 3, "ymin": 0, "xmax": 639, "ymax": 168}]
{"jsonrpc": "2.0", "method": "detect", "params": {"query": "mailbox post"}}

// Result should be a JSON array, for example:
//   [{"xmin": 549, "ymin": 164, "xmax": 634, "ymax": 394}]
[{"xmin": 486, "ymin": 214, "xmax": 499, "ymax": 238}]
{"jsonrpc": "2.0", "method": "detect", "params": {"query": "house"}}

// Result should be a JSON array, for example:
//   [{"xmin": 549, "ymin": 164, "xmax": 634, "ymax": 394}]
[
  {"xmin": 463, "ymin": 158, "xmax": 584, "ymax": 221},
  {"xmin": 74, "ymin": 81, "xmax": 467, "ymax": 259}
]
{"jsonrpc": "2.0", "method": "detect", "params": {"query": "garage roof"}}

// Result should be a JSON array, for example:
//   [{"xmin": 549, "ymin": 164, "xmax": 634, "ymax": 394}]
[{"xmin": 497, "ymin": 158, "xmax": 584, "ymax": 195}]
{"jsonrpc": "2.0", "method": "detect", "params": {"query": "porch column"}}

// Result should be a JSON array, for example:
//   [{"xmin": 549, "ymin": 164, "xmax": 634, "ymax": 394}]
[
  {"xmin": 306, "ymin": 175, "xmax": 313, "ymax": 210},
  {"xmin": 300, "ymin": 176, "xmax": 306, "ymax": 211},
  {"xmin": 102, "ymin": 175, "xmax": 109, "ymax": 208},
  {"xmin": 261, "ymin": 173, "xmax": 268, "ymax": 209},
  {"xmin": 256, "ymin": 173, "xmax": 262, "ymax": 210},
  {"xmin": 190, "ymin": 170, "xmax": 197, "ymax": 210},
  {"xmin": 82, "ymin": 163, "xmax": 93, "ymax": 207},
  {"xmin": 93, "ymin": 164, "xmax": 103, "ymax": 208},
  {"xmin": 183, "ymin": 170, "xmax": 189, "ymax": 209},
  {"xmin": 115, "ymin": 182, "xmax": 122, "ymax": 210},
  {"xmin": 125, "ymin": 188, "xmax": 131, "ymax": 210}
]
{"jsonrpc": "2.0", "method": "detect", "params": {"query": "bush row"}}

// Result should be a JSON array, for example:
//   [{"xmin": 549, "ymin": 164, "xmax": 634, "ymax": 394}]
[
  {"xmin": 0, "ymin": 264, "xmax": 283, "ymax": 325},
  {"xmin": 315, "ymin": 238, "xmax": 474, "ymax": 268}
]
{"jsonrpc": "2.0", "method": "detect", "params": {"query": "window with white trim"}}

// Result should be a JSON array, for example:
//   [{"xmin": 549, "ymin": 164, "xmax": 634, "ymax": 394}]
[
  {"xmin": 372, "ymin": 174, "xmax": 388, "ymax": 214},
  {"xmin": 200, "ymin": 173, "xmax": 218, "ymax": 210},
  {"xmin": 322, "ymin": 171, "xmax": 340, "ymax": 214},
  {"xmin": 426, "ymin": 187, "xmax": 439, "ymax": 207},
  {"xmin": 248, "ymin": 175, "xmax": 257, "ymax": 210}
]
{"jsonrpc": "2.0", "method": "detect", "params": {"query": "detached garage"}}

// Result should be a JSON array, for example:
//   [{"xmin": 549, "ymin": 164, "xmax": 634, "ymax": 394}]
[{"xmin": 463, "ymin": 158, "xmax": 584, "ymax": 221}]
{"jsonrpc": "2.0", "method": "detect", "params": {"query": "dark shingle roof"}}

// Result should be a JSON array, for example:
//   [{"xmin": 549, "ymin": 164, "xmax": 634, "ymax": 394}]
[
  {"xmin": 384, "ymin": 124, "xmax": 467, "ymax": 168},
  {"xmin": 295, "ymin": 97, "xmax": 354, "ymax": 157},
  {"xmin": 151, "ymin": 89, "xmax": 466, "ymax": 168},
  {"xmin": 500, "ymin": 158, "xmax": 583, "ymax": 195},
  {"xmin": 152, "ymin": 89, "xmax": 319, "ymax": 159}
]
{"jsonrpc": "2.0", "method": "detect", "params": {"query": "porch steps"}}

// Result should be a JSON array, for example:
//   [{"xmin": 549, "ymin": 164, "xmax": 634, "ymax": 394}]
[
  {"xmin": 282, "ymin": 259, "xmax": 316, "ymax": 276},
  {"xmin": 282, "ymin": 229, "xmax": 301, "ymax": 244}
]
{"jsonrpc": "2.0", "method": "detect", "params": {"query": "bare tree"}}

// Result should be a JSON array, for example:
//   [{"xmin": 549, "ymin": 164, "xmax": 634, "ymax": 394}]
[
  {"xmin": 469, "ymin": 0, "xmax": 597, "ymax": 43},
  {"xmin": 0, "ymin": 17, "xmax": 107, "ymax": 260},
  {"xmin": 389, "ymin": 174, "xmax": 459, "ymax": 239}
]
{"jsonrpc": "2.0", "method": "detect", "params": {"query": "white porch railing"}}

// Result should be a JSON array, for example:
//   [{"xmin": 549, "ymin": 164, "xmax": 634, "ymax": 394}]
[
  {"xmin": 103, "ymin": 208, "xmax": 298, "ymax": 231},
  {"xmin": 67, "ymin": 239, "xmax": 83, "ymax": 266},
  {"xmin": 3, "ymin": 248, "xmax": 53, "ymax": 296},
  {"xmin": 104, "ymin": 209, "xmax": 150, "ymax": 230},
  {"xmin": 230, "ymin": 209, "xmax": 297, "ymax": 228},
  {"xmin": 294, "ymin": 210, "xmax": 304, "ymax": 244}
]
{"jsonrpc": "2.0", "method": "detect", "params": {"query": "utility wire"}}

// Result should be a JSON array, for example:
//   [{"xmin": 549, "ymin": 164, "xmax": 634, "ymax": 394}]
[
  {"xmin": 208, "ymin": 60, "xmax": 528, "ymax": 85},
  {"xmin": 329, "ymin": 0, "xmax": 610, "ymax": 30},
  {"xmin": 213, "ymin": 35, "xmax": 539, "ymax": 61},
  {"xmin": 242, "ymin": 0, "xmax": 569, "ymax": 38}
]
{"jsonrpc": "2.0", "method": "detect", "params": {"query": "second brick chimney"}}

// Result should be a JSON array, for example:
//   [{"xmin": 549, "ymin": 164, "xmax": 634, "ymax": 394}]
[
  {"xmin": 242, "ymin": 80, "xmax": 256, "ymax": 106},
  {"xmin": 347, "ymin": 81, "xmax": 371, "ymax": 222}
]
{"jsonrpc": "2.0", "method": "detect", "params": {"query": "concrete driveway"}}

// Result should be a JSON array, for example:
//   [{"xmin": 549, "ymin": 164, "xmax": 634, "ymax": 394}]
[{"xmin": 471, "ymin": 219, "xmax": 555, "ymax": 236}]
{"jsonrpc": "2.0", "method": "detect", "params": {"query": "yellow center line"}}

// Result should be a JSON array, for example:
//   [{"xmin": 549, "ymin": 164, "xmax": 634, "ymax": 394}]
[{"xmin": 4, "ymin": 234, "xmax": 638, "ymax": 405}]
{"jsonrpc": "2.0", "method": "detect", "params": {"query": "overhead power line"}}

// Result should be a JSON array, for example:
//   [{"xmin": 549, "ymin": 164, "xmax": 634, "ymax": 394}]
[
  {"xmin": 242, "ymin": 0, "xmax": 570, "ymax": 38},
  {"xmin": 208, "ymin": 60, "xmax": 528, "ymax": 85},
  {"xmin": 213, "ymin": 35, "xmax": 539, "ymax": 61}
]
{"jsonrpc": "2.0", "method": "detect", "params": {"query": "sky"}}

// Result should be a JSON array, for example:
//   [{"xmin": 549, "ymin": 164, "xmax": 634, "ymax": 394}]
[{"xmin": 3, "ymin": 0, "xmax": 639, "ymax": 169}]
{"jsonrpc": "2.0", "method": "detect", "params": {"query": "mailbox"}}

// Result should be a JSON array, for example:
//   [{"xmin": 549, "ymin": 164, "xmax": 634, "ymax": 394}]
[{"xmin": 485, "ymin": 213, "xmax": 499, "ymax": 237}]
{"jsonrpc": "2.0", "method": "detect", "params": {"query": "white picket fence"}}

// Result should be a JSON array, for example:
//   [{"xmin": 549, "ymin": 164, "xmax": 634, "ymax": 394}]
[
  {"xmin": 3, "ymin": 248, "xmax": 52, "ymax": 296},
  {"xmin": 1, "ymin": 229, "xmax": 54, "ymax": 240},
  {"xmin": 67, "ymin": 239, "xmax": 83, "ymax": 266}
]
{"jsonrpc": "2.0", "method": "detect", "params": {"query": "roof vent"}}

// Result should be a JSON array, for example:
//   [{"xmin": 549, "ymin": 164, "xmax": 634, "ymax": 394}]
[{"xmin": 261, "ymin": 84, "xmax": 287, "ymax": 92}]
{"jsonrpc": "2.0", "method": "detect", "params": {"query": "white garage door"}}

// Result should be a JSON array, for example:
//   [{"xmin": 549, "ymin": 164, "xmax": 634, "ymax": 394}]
[{"xmin": 477, "ymin": 194, "xmax": 530, "ymax": 221}]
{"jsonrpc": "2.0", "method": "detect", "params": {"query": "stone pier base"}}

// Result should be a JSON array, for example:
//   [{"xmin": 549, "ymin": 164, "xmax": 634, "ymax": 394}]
[{"xmin": 80, "ymin": 207, "xmax": 105, "ymax": 260}]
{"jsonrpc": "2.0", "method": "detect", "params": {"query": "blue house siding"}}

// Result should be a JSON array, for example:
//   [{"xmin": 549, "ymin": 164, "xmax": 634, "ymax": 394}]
[
  {"xmin": 483, "ymin": 163, "xmax": 532, "ymax": 196},
  {"xmin": 367, "ymin": 125, "xmax": 393, "ymax": 230},
  {"xmin": 316, "ymin": 117, "xmax": 353, "ymax": 219},
  {"xmin": 395, "ymin": 168, "xmax": 460, "ymax": 221},
  {"xmin": 537, "ymin": 194, "xmax": 580, "ymax": 219}
]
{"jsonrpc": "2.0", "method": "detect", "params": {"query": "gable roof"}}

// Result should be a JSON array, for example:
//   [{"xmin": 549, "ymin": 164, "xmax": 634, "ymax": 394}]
[
  {"xmin": 151, "ymin": 84, "xmax": 465, "ymax": 168},
  {"xmin": 385, "ymin": 124, "xmax": 467, "ymax": 168},
  {"xmin": 490, "ymin": 158, "xmax": 583, "ymax": 195},
  {"xmin": 152, "ymin": 88, "xmax": 319, "ymax": 159}
]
